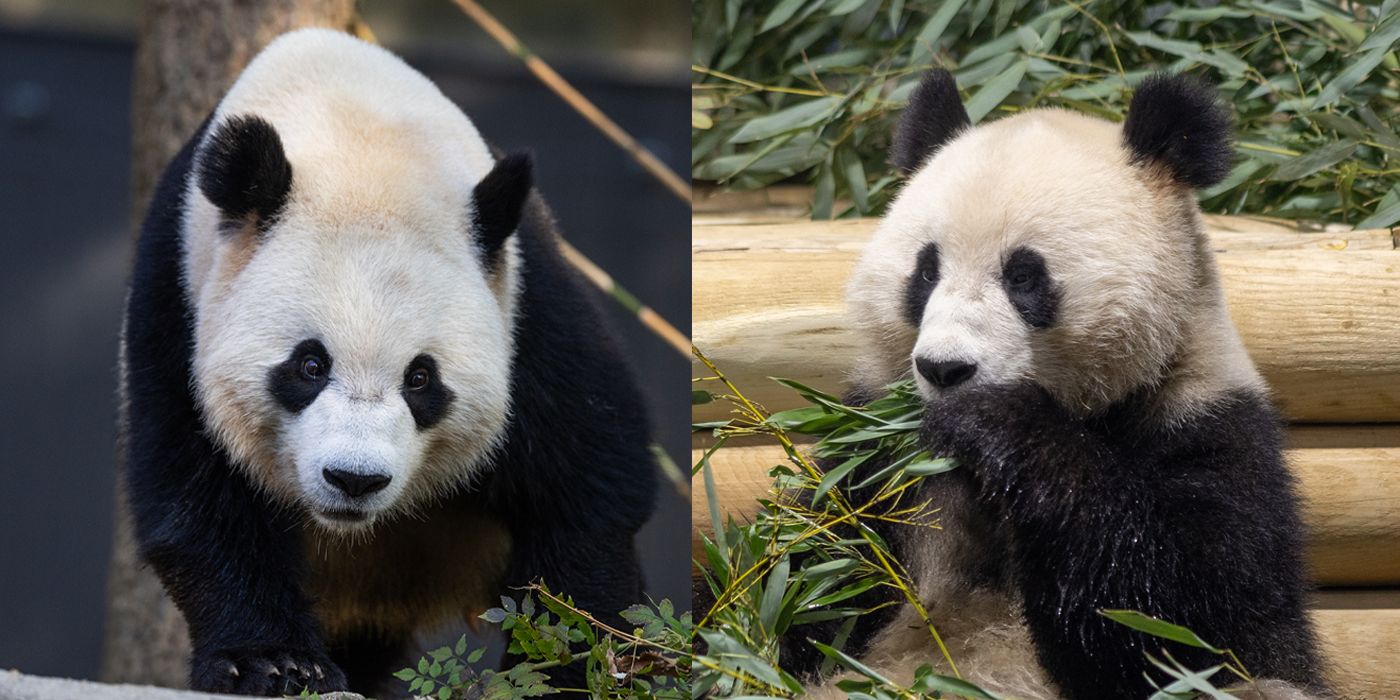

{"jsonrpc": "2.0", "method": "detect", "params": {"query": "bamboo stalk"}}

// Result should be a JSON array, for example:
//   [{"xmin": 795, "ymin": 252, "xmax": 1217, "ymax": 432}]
[
  {"xmin": 557, "ymin": 240, "xmax": 690, "ymax": 357},
  {"xmin": 449, "ymin": 0, "xmax": 692, "ymax": 204}
]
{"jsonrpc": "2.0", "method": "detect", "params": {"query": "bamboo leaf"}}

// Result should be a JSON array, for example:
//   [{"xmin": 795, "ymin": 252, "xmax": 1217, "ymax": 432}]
[
  {"xmin": 1312, "ymin": 47, "xmax": 1390, "ymax": 110},
  {"xmin": 730, "ymin": 96, "xmax": 842, "ymax": 143},
  {"xmin": 1358, "ymin": 11, "xmax": 1400, "ymax": 51},
  {"xmin": 909, "ymin": 0, "xmax": 968, "ymax": 64},
  {"xmin": 965, "ymin": 57, "xmax": 1028, "ymax": 123},
  {"xmin": 1268, "ymin": 139, "xmax": 1359, "ymax": 181},
  {"xmin": 760, "ymin": 0, "xmax": 811, "ymax": 33},
  {"xmin": 1099, "ymin": 610, "xmax": 1225, "ymax": 653}
]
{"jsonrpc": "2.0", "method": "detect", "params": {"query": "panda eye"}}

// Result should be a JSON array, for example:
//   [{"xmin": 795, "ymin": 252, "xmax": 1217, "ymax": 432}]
[
  {"xmin": 406, "ymin": 368, "xmax": 430, "ymax": 390},
  {"xmin": 921, "ymin": 269, "xmax": 936, "ymax": 283},
  {"xmin": 1009, "ymin": 270, "xmax": 1035, "ymax": 289},
  {"xmin": 300, "ymin": 356, "xmax": 324, "ymax": 380}
]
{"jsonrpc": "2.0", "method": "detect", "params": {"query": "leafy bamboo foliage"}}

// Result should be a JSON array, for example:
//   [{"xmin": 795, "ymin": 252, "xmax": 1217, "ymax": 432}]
[
  {"xmin": 393, "ymin": 585, "xmax": 689, "ymax": 700},
  {"xmin": 693, "ymin": 0, "xmax": 1400, "ymax": 226}
]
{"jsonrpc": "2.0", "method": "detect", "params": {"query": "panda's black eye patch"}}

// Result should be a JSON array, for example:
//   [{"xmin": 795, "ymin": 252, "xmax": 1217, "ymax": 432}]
[
  {"xmin": 903, "ymin": 241, "xmax": 941, "ymax": 326},
  {"xmin": 269, "ymin": 339, "xmax": 332, "ymax": 413},
  {"xmin": 1002, "ymin": 247, "xmax": 1059, "ymax": 329},
  {"xmin": 402, "ymin": 354, "xmax": 454, "ymax": 430}
]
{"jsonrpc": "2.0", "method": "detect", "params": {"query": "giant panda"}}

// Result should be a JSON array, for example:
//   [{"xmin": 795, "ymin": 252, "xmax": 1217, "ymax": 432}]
[
  {"xmin": 781, "ymin": 70, "xmax": 1330, "ymax": 700},
  {"xmin": 120, "ymin": 28, "xmax": 656, "ymax": 697}
]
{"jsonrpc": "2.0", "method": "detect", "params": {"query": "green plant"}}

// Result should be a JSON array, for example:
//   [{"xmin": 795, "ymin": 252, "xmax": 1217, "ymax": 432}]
[
  {"xmin": 693, "ymin": 0, "xmax": 1400, "ymax": 226},
  {"xmin": 394, "ymin": 585, "xmax": 689, "ymax": 700}
]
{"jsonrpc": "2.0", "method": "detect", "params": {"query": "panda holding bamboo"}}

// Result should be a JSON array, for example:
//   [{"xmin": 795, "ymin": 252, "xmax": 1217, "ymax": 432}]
[
  {"xmin": 782, "ymin": 70, "xmax": 1331, "ymax": 700},
  {"xmin": 120, "ymin": 28, "xmax": 655, "ymax": 697}
]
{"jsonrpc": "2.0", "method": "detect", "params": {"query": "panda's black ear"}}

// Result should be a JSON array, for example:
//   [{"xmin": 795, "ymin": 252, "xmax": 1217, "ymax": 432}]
[
  {"xmin": 471, "ymin": 151, "xmax": 532, "ymax": 272},
  {"xmin": 1123, "ymin": 73, "xmax": 1233, "ymax": 189},
  {"xmin": 198, "ymin": 115, "xmax": 293, "ymax": 231},
  {"xmin": 892, "ymin": 69, "xmax": 971, "ymax": 176}
]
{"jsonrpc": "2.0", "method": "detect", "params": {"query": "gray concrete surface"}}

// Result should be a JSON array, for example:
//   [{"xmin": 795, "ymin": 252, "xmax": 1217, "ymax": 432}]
[{"xmin": 0, "ymin": 670, "xmax": 366, "ymax": 700}]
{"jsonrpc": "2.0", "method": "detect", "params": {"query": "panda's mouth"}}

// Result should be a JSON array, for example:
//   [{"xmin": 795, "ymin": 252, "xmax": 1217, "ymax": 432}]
[{"xmin": 315, "ymin": 507, "xmax": 373, "ymax": 527}]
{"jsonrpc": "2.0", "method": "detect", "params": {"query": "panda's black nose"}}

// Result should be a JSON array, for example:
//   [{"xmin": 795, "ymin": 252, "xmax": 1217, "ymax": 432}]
[
  {"xmin": 917, "ymin": 358, "xmax": 978, "ymax": 389},
  {"xmin": 323, "ymin": 468, "xmax": 391, "ymax": 498}
]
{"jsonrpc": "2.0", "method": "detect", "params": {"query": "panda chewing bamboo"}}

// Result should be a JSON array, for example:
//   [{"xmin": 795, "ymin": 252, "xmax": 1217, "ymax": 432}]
[
  {"xmin": 782, "ymin": 70, "xmax": 1331, "ymax": 700},
  {"xmin": 120, "ymin": 28, "xmax": 655, "ymax": 697}
]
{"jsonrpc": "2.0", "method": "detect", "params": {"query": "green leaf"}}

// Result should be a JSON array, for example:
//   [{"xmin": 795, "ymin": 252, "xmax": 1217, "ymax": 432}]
[
  {"xmin": 1099, "ymin": 610, "xmax": 1225, "ymax": 653},
  {"xmin": 837, "ymin": 144, "xmax": 868, "ymax": 214},
  {"xmin": 394, "ymin": 668, "xmax": 417, "ymax": 681},
  {"xmin": 758, "ymin": 555, "xmax": 791, "ymax": 632},
  {"xmin": 909, "ymin": 0, "xmax": 967, "ymax": 64},
  {"xmin": 829, "ymin": 0, "xmax": 868, "ymax": 16},
  {"xmin": 419, "ymin": 658, "xmax": 430, "ymax": 674},
  {"xmin": 1358, "ymin": 11, "xmax": 1400, "ymax": 51},
  {"xmin": 692, "ymin": 389, "xmax": 715, "ymax": 405},
  {"xmin": 455, "ymin": 635, "xmax": 468, "ymax": 656},
  {"xmin": 1355, "ymin": 200, "xmax": 1400, "ymax": 230},
  {"xmin": 698, "ymin": 630, "xmax": 790, "ymax": 689},
  {"xmin": 1312, "ymin": 47, "xmax": 1390, "ymax": 110},
  {"xmin": 1163, "ymin": 7, "xmax": 1250, "ymax": 21},
  {"xmin": 811, "ymin": 452, "xmax": 872, "ymax": 505},
  {"xmin": 760, "ymin": 0, "xmax": 810, "ymax": 33},
  {"xmin": 730, "ymin": 96, "xmax": 842, "ymax": 143},
  {"xmin": 468, "ymin": 647, "xmax": 486, "ymax": 664},
  {"xmin": 809, "ymin": 640, "xmax": 892, "ymax": 683},
  {"xmin": 812, "ymin": 155, "xmax": 835, "ymax": 220},
  {"xmin": 1268, "ymin": 139, "xmax": 1359, "ymax": 181},
  {"xmin": 914, "ymin": 672, "xmax": 1005, "ymax": 700},
  {"xmin": 964, "ymin": 57, "xmax": 1028, "ymax": 123}
]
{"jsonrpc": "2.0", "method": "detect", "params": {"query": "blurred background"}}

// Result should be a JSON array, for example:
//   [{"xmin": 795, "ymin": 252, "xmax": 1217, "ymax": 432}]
[{"xmin": 0, "ymin": 0, "xmax": 688, "ymax": 682}]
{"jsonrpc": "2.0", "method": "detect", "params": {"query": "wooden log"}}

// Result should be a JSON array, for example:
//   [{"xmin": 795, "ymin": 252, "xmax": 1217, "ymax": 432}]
[
  {"xmin": 692, "ymin": 217, "xmax": 1400, "ymax": 424},
  {"xmin": 692, "ymin": 425, "xmax": 1400, "ymax": 586}
]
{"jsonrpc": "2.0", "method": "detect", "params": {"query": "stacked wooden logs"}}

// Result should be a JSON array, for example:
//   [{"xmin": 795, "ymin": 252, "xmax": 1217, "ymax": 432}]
[{"xmin": 692, "ymin": 207, "xmax": 1400, "ymax": 698}]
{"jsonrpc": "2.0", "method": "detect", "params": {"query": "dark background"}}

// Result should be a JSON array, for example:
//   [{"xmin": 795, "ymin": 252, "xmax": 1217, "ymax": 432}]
[{"xmin": 0, "ymin": 2, "xmax": 688, "ymax": 682}]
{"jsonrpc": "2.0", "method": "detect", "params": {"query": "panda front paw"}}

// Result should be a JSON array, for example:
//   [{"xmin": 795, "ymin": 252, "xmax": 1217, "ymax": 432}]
[
  {"xmin": 191, "ymin": 646, "xmax": 348, "ymax": 696},
  {"xmin": 920, "ymin": 382, "xmax": 1058, "ymax": 458}
]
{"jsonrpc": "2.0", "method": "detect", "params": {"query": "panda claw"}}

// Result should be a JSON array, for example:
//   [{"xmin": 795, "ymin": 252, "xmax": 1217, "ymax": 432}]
[
  {"xmin": 267, "ymin": 664, "xmax": 280, "ymax": 676},
  {"xmin": 227, "ymin": 663, "xmax": 239, "ymax": 677},
  {"xmin": 314, "ymin": 664, "xmax": 325, "ymax": 679}
]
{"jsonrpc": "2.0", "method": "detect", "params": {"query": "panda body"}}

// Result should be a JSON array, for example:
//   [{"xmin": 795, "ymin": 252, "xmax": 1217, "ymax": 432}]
[
  {"xmin": 121, "ymin": 28, "xmax": 655, "ymax": 696},
  {"xmin": 785, "ymin": 72, "xmax": 1328, "ymax": 700}
]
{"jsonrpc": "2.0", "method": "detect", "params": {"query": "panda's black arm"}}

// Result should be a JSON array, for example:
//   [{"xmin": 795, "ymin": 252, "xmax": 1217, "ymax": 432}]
[
  {"xmin": 480, "ymin": 191, "xmax": 658, "ymax": 695},
  {"xmin": 921, "ymin": 383, "xmax": 1325, "ymax": 700},
  {"xmin": 121, "ymin": 118, "xmax": 345, "ymax": 696}
]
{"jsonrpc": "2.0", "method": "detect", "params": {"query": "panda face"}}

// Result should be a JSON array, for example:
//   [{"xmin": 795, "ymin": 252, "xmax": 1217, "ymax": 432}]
[
  {"xmin": 850, "ymin": 108, "xmax": 1207, "ymax": 414},
  {"xmin": 192, "ymin": 214, "xmax": 519, "ymax": 531},
  {"xmin": 178, "ymin": 31, "xmax": 533, "ymax": 531}
]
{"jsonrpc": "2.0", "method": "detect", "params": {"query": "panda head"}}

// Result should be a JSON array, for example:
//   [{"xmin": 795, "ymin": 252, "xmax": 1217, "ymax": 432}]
[
  {"xmin": 849, "ymin": 70, "xmax": 1256, "ymax": 416},
  {"xmin": 180, "ymin": 30, "xmax": 528, "ymax": 532}
]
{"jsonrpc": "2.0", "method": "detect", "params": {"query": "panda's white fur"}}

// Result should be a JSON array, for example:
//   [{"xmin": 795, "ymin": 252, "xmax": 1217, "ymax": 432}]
[
  {"xmin": 122, "ymin": 28, "xmax": 657, "ymax": 696},
  {"xmin": 184, "ymin": 29, "xmax": 520, "ymax": 528},
  {"xmin": 781, "ymin": 71, "xmax": 1328, "ymax": 700},
  {"xmin": 849, "ymin": 107, "xmax": 1261, "ymax": 419}
]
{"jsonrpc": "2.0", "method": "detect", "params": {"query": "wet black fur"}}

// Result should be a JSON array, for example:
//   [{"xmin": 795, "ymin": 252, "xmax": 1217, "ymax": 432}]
[
  {"xmin": 892, "ymin": 69, "xmax": 970, "ymax": 176},
  {"xmin": 1123, "ymin": 73, "xmax": 1233, "ymax": 189},
  {"xmin": 764, "ymin": 383, "xmax": 1327, "ymax": 699},
  {"xmin": 123, "ymin": 117, "xmax": 656, "ymax": 697},
  {"xmin": 915, "ymin": 383, "xmax": 1326, "ymax": 700},
  {"xmin": 198, "ymin": 115, "xmax": 293, "ymax": 230}
]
